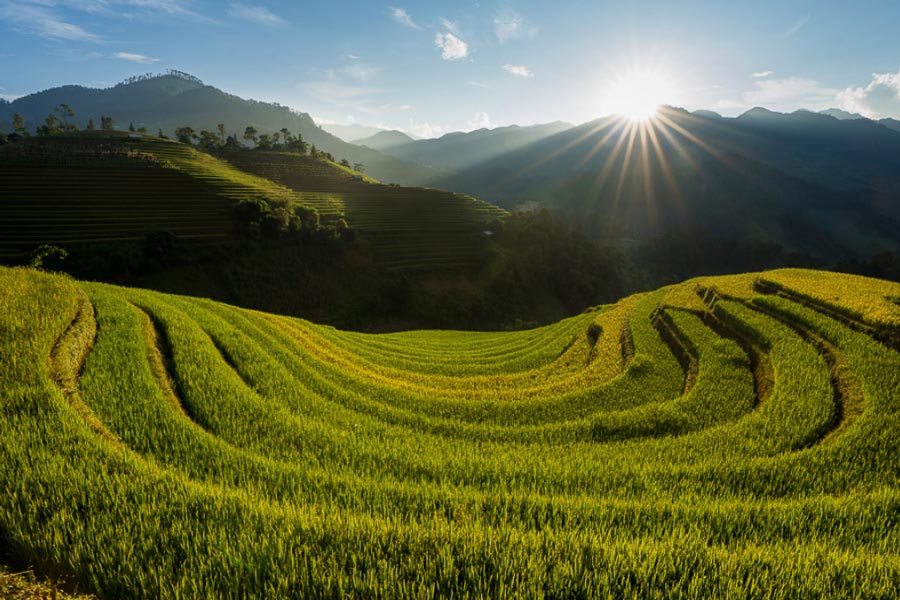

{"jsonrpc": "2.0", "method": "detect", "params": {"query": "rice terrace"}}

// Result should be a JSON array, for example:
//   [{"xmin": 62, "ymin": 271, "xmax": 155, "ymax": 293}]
[
  {"xmin": 5, "ymin": 1, "xmax": 900, "ymax": 598},
  {"xmin": 2, "ymin": 266, "xmax": 900, "ymax": 597}
]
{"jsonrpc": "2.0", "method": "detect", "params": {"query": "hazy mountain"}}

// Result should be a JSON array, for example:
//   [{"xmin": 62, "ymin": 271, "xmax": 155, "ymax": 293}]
[
  {"xmin": 879, "ymin": 118, "xmax": 900, "ymax": 133},
  {"xmin": 819, "ymin": 108, "xmax": 866, "ymax": 120},
  {"xmin": 0, "ymin": 72, "xmax": 432, "ymax": 185},
  {"xmin": 354, "ymin": 129, "xmax": 416, "ymax": 150},
  {"xmin": 321, "ymin": 123, "xmax": 389, "ymax": 143},
  {"xmin": 368, "ymin": 122, "xmax": 574, "ymax": 172},
  {"xmin": 430, "ymin": 106, "xmax": 900, "ymax": 260}
]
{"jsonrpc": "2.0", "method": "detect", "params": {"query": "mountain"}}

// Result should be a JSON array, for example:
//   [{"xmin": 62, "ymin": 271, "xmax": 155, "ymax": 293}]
[
  {"xmin": 430, "ymin": 106, "xmax": 900, "ymax": 260},
  {"xmin": 819, "ymin": 108, "xmax": 866, "ymax": 120},
  {"xmin": 879, "ymin": 118, "xmax": 900, "ymax": 133},
  {"xmin": 354, "ymin": 129, "xmax": 416, "ymax": 150},
  {"xmin": 0, "ymin": 72, "xmax": 431, "ymax": 185},
  {"xmin": 369, "ymin": 122, "xmax": 574, "ymax": 172},
  {"xmin": 321, "ymin": 123, "xmax": 390, "ymax": 142}
]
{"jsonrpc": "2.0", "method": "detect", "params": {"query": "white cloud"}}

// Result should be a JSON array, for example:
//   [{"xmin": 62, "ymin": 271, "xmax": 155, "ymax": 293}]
[
  {"xmin": 494, "ymin": 8, "xmax": 537, "ymax": 43},
  {"xmin": 227, "ymin": 3, "xmax": 285, "ymax": 27},
  {"xmin": 112, "ymin": 51, "xmax": 158, "ymax": 64},
  {"xmin": 390, "ymin": 7, "xmax": 419, "ymax": 29},
  {"xmin": 502, "ymin": 64, "xmax": 533, "ymax": 78},
  {"xmin": 713, "ymin": 77, "xmax": 840, "ymax": 114},
  {"xmin": 408, "ymin": 118, "xmax": 446, "ymax": 139},
  {"xmin": 467, "ymin": 112, "xmax": 492, "ymax": 130},
  {"xmin": 752, "ymin": 70, "xmax": 774, "ymax": 78},
  {"xmin": 837, "ymin": 69, "xmax": 900, "ymax": 119},
  {"xmin": 434, "ymin": 32, "xmax": 468, "ymax": 60},
  {"xmin": 347, "ymin": 53, "xmax": 360, "ymax": 60},
  {"xmin": 467, "ymin": 80, "xmax": 492, "ymax": 89},
  {"xmin": 0, "ymin": 93, "xmax": 21, "ymax": 102},
  {"xmin": 399, "ymin": 104, "xmax": 411, "ymax": 110},
  {"xmin": 0, "ymin": 3, "xmax": 102, "ymax": 42}
]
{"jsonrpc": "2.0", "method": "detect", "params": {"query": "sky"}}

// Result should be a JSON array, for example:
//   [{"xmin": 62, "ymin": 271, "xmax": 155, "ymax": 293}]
[{"xmin": 2, "ymin": 0, "xmax": 900, "ymax": 137}]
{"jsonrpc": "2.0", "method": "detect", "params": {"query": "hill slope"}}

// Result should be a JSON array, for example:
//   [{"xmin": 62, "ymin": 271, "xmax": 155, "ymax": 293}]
[
  {"xmin": 218, "ymin": 151, "xmax": 507, "ymax": 271},
  {"xmin": 0, "ymin": 73, "xmax": 431, "ymax": 185},
  {"xmin": 0, "ymin": 132, "xmax": 304, "ymax": 259},
  {"xmin": 2, "ymin": 266, "xmax": 900, "ymax": 597}
]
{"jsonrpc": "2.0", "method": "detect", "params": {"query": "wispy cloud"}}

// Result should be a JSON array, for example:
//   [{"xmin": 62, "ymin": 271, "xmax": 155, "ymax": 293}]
[
  {"xmin": 494, "ymin": 8, "xmax": 537, "ymax": 43},
  {"xmin": 440, "ymin": 18, "xmax": 459, "ymax": 35},
  {"xmin": 342, "ymin": 63, "xmax": 383, "ymax": 83},
  {"xmin": 837, "ymin": 69, "xmax": 900, "ymax": 119},
  {"xmin": 467, "ymin": 80, "xmax": 492, "ymax": 89},
  {"xmin": 0, "ymin": 3, "xmax": 102, "ymax": 42},
  {"xmin": 785, "ymin": 12, "xmax": 810, "ymax": 37},
  {"xmin": 347, "ymin": 53, "xmax": 360, "ymax": 60},
  {"xmin": 227, "ymin": 3, "xmax": 286, "ymax": 27},
  {"xmin": 434, "ymin": 32, "xmax": 468, "ymax": 60},
  {"xmin": 399, "ymin": 104, "xmax": 411, "ymax": 110},
  {"xmin": 467, "ymin": 111, "xmax": 492, "ymax": 130},
  {"xmin": 389, "ymin": 7, "xmax": 419, "ymax": 29},
  {"xmin": 752, "ymin": 70, "xmax": 774, "ymax": 78},
  {"xmin": 502, "ymin": 64, "xmax": 533, "ymax": 78},
  {"xmin": 408, "ymin": 117, "xmax": 447, "ymax": 139},
  {"xmin": 113, "ymin": 51, "xmax": 158, "ymax": 64}
]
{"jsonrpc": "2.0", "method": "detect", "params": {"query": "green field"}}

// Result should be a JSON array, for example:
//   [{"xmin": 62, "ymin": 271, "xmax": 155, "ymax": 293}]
[
  {"xmin": 220, "ymin": 152, "xmax": 508, "ymax": 271},
  {"xmin": 2, "ymin": 266, "xmax": 900, "ymax": 598},
  {"xmin": 0, "ymin": 134, "xmax": 308, "ymax": 260}
]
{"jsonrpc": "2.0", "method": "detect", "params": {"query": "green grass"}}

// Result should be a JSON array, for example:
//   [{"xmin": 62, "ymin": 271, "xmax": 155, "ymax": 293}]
[{"xmin": 2, "ymin": 266, "xmax": 900, "ymax": 598}]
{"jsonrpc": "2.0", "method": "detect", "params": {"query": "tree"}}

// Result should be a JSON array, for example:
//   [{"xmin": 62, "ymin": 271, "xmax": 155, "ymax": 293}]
[
  {"xmin": 256, "ymin": 133, "xmax": 273, "ymax": 150},
  {"xmin": 310, "ymin": 144, "xmax": 317, "ymax": 157},
  {"xmin": 293, "ymin": 133, "xmax": 309, "ymax": 154},
  {"xmin": 352, "ymin": 162, "xmax": 365, "ymax": 173},
  {"xmin": 223, "ymin": 134, "xmax": 242, "ymax": 151},
  {"xmin": 128, "ymin": 122, "xmax": 136, "ymax": 132},
  {"xmin": 272, "ymin": 131, "xmax": 281, "ymax": 149},
  {"xmin": 55, "ymin": 104, "xmax": 77, "ymax": 132},
  {"xmin": 12, "ymin": 113, "xmax": 26, "ymax": 135},
  {"xmin": 174, "ymin": 126, "xmax": 197, "ymax": 144},
  {"xmin": 217, "ymin": 123, "xmax": 226, "ymax": 143},
  {"xmin": 86, "ymin": 118, "xmax": 96, "ymax": 131},
  {"xmin": 100, "ymin": 115, "xmax": 115, "ymax": 131},
  {"xmin": 158, "ymin": 129, "xmax": 168, "ymax": 139},
  {"xmin": 243, "ymin": 126, "xmax": 258, "ymax": 146},
  {"xmin": 198, "ymin": 130, "xmax": 221, "ymax": 151},
  {"xmin": 137, "ymin": 126, "xmax": 148, "ymax": 134},
  {"xmin": 38, "ymin": 113, "xmax": 61, "ymax": 136},
  {"xmin": 340, "ymin": 158, "xmax": 351, "ymax": 168}
]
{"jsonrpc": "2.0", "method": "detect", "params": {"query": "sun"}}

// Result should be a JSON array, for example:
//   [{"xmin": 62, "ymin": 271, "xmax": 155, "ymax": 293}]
[{"xmin": 602, "ymin": 68, "xmax": 678, "ymax": 121}]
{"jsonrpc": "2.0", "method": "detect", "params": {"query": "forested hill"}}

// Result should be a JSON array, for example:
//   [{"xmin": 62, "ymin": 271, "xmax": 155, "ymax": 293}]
[{"xmin": 0, "ymin": 72, "xmax": 430, "ymax": 185}]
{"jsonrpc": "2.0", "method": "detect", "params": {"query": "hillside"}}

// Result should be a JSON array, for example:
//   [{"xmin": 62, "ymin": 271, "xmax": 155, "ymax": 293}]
[
  {"xmin": 431, "ymin": 107, "xmax": 900, "ymax": 260},
  {"xmin": 218, "ymin": 151, "xmax": 507, "ymax": 271},
  {"xmin": 2, "ymin": 265, "xmax": 900, "ymax": 597},
  {"xmin": 0, "ymin": 132, "xmax": 305, "ymax": 260},
  {"xmin": 0, "ymin": 73, "xmax": 431, "ymax": 185}
]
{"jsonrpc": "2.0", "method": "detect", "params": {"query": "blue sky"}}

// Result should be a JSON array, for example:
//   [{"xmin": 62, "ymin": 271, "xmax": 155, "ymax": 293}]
[{"xmin": 2, "ymin": 0, "xmax": 900, "ymax": 136}]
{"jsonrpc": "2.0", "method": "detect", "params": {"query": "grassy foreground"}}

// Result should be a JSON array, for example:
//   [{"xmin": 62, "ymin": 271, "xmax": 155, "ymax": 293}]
[{"xmin": 1, "ymin": 266, "xmax": 899, "ymax": 598}]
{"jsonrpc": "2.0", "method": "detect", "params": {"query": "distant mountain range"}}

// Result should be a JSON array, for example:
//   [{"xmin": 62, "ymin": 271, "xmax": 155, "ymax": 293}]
[
  {"xmin": 420, "ymin": 107, "xmax": 900, "ymax": 260},
  {"xmin": 5, "ymin": 72, "xmax": 900, "ymax": 262},
  {"xmin": 354, "ymin": 122, "xmax": 573, "ymax": 172},
  {"xmin": 0, "ymin": 72, "xmax": 429, "ymax": 185}
]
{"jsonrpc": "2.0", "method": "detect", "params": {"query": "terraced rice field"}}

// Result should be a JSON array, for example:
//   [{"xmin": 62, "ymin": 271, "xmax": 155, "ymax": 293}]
[
  {"xmin": 222, "ymin": 152, "xmax": 508, "ymax": 271},
  {"xmin": 0, "ymin": 135, "xmax": 302, "ymax": 259},
  {"xmin": 2, "ymin": 267, "xmax": 900, "ymax": 598}
]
